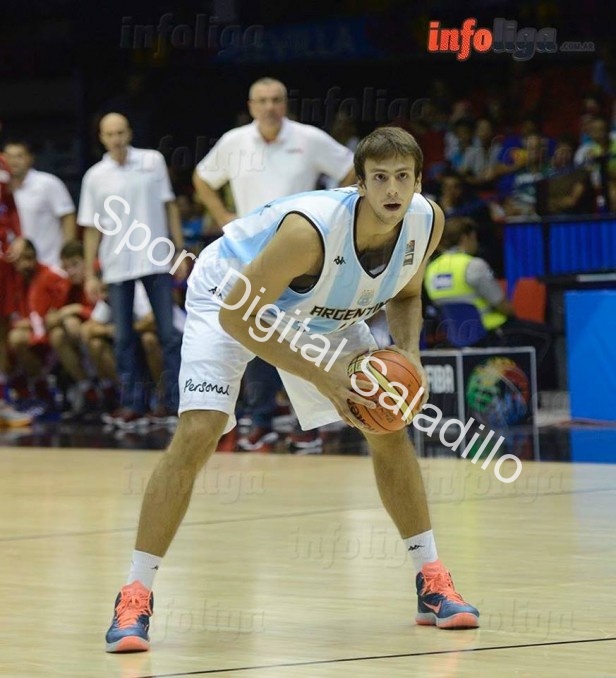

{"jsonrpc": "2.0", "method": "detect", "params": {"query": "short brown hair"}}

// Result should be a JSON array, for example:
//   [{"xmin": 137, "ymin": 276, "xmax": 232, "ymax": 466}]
[
  {"xmin": 440, "ymin": 217, "xmax": 477, "ymax": 250},
  {"xmin": 354, "ymin": 126, "xmax": 423, "ymax": 181},
  {"xmin": 60, "ymin": 240, "xmax": 84, "ymax": 260}
]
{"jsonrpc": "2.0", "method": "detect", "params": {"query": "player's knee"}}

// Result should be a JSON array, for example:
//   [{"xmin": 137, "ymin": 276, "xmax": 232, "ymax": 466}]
[
  {"xmin": 80, "ymin": 321, "xmax": 94, "ymax": 343},
  {"xmin": 63, "ymin": 316, "xmax": 82, "ymax": 341},
  {"xmin": 364, "ymin": 427, "xmax": 412, "ymax": 454},
  {"xmin": 172, "ymin": 410, "xmax": 228, "ymax": 466},
  {"xmin": 48, "ymin": 326, "xmax": 65, "ymax": 348},
  {"xmin": 140, "ymin": 331, "xmax": 159, "ymax": 353},
  {"xmin": 7, "ymin": 328, "xmax": 28, "ymax": 350}
]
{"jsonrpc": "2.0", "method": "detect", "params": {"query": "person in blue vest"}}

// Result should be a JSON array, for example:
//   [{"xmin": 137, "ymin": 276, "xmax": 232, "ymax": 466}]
[
  {"xmin": 104, "ymin": 127, "xmax": 481, "ymax": 654},
  {"xmin": 424, "ymin": 217, "xmax": 553, "ymax": 382}
]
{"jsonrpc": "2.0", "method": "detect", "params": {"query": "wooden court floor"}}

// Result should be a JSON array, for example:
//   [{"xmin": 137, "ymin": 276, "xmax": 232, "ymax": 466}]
[{"xmin": 1, "ymin": 445, "xmax": 615, "ymax": 677}]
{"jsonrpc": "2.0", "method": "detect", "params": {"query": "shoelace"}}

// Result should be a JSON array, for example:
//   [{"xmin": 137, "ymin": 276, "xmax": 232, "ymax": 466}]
[
  {"xmin": 115, "ymin": 588, "xmax": 152, "ymax": 628},
  {"xmin": 422, "ymin": 569, "xmax": 466, "ymax": 604}
]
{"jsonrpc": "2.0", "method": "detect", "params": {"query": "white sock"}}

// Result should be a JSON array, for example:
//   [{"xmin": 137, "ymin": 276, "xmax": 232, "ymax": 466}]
[
  {"xmin": 404, "ymin": 529, "xmax": 439, "ymax": 574},
  {"xmin": 127, "ymin": 550, "xmax": 162, "ymax": 589}
]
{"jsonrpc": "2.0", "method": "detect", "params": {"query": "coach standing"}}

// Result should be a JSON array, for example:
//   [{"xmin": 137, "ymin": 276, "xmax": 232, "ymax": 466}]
[
  {"xmin": 193, "ymin": 77, "xmax": 355, "ymax": 450},
  {"xmin": 78, "ymin": 113, "xmax": 186, "ymax": 428}
]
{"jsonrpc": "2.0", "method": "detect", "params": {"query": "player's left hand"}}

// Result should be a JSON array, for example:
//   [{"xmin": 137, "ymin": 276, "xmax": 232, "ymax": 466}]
[{"xmin": 387, "ymin": 345, "xmax": 429, "ymax": 411}]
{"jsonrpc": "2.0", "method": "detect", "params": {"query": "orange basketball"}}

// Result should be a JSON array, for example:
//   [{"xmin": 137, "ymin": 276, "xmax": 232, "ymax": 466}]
[{"xmin": 346, "ymin": 349, "xmax": 424, "ymax": 434}]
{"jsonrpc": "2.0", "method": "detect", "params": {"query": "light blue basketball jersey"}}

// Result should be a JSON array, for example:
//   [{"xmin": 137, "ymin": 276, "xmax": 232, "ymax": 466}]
[{"xmin": 206, "ymin": 187, "xmax": 435, "ymax": 334}]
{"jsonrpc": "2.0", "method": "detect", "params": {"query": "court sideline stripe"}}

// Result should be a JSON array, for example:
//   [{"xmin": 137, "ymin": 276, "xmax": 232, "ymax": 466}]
[
  {"xmin": 1, "ymin": 485, "xmax": 614, "ymax": 543},
  {"xmin": 138, "ymin": 636, "xmax": 616, "ymax": 677}
]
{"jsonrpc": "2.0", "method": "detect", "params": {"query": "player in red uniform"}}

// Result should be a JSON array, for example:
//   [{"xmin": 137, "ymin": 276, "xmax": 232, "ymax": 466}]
[{"xmin": 0, "ymin": 154, "xmax": 30, "ymax": 426}]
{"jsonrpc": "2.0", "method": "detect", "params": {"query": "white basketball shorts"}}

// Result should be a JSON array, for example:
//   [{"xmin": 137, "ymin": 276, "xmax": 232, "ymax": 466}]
[{"xmin": 178, "ymin": 242, "xmax": 378, "ymax": 433}]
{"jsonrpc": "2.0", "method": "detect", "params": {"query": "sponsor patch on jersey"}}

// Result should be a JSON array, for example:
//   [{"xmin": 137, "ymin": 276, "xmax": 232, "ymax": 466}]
[{"xmin": 403, "ymin": 239, "xmax": 416, "ymax": 266}]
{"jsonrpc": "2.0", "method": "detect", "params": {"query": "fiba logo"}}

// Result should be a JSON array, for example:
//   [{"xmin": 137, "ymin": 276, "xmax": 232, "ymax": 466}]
[
  {"xmin": 466, "ymin": 357, "xmax": 530, "ymax": 428},
  {"xmin": 426, "ymin": 364, "xmax": 455, "ymax": 394}
]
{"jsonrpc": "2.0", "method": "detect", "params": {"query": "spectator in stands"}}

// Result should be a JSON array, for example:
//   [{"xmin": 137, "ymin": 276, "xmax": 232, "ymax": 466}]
[
  {"xmin": 406, "ymin": 100, "xmax": 446, "ymax": 188},
  {"xmin": 0, "ymin": 151, "xmax": 30, "ymax": 427},
  {"xmin": 3, "ymin": 140, "xmax": 76, "ymax": 267},
  {"xmin": 424, "ymin": 217, "xmax": 553, "ymax": 387},
  {"xmin": 80, "ymin": 286, "xmax": 119, "ymax": 413},
  {"xmin": 44, "ymin": 240, "xmax": 97, "ymax": 415},
  {"xmin": 193, "ymin": 77, "xmax": 355, "ymax": 452},
  {"xmin": 574, "ymin": 116, "xmax": 616, "ymax": 211},
  {"xmin": 578, "ymin": 94, "xmax": 604, "ymax": 144},
  {"xmin": 503, "ymin": 133, "xmax": 550, "ymax": 217},
  {"xmin": 7, "ymin": 240, "xmax": 71, "ymax": 408},
  {"xmin": 459, "ymin": 118, "xmax": 503, "ymax": 185},
  {"xmin": 79, "ymin": 113, "xmax": 187, "ymax": 428},
  {"xmin": 446, "ymin": 119, "xmax": 475, "ymax": 172},
  {"xmin": 177, "ymin": 193, "xmax": 206, "ymax": 249},
  {"xmin": 82, "ymin": 281, "xmax": 186, "ymax": 426},
  {"xmin": 438, "ymin": 171, "xmax": 491, "ymax": 223},
  {"xmin": 437, "ymin": 170, "xmax": 503, "ymax": 271},
  {"xmin": 491, "ymin": 117, "xmax": 543, "ymax": 196},
  {"xmin": 542, "ymin": 136, "xmax": 592, "ymax": 215}
]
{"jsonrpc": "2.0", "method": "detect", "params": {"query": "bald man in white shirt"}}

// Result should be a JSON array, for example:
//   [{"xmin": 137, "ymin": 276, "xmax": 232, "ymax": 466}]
[{"xmin": 79, "ymin": 113, "xmax": 186, "ymax": 428}]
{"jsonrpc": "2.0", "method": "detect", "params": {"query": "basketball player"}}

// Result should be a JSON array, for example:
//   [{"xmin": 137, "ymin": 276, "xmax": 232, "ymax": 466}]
[{"xmin": 105, "ymin": 127, "xmax": 479, "ymax": 653}]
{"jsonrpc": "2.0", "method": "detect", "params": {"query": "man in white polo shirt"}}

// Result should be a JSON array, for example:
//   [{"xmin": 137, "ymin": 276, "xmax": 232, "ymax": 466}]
[
  {"xmin": 78, "ymin": 113, "xmax": 186, "ymax": 428},
  {"xmin": 3, "ymin": 140, "xmax": 76, "ymax": 267},
  {"xmin": 193, "ymin": 77, "xmax": 355, "ymax": 451}
]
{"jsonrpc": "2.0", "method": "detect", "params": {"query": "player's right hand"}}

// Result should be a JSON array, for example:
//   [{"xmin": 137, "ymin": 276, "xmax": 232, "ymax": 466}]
[{"xmin": 311, "ymin": 364, "xmax": 377, "ymax": 428}]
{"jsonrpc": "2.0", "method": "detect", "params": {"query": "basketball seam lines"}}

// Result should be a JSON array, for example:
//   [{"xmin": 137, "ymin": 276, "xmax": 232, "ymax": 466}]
[{"xmin": 364, "ymin": 364, "xmax": 413, "ymax": 421}]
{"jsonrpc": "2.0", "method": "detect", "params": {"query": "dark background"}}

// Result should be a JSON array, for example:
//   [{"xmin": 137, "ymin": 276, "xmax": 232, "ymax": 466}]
[{"xmin": 1, "ymin": 0, "xmax": 612, "ymax": 197}]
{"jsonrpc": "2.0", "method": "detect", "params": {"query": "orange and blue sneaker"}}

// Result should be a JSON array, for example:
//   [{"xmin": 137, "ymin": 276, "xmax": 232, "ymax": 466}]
[
  {"xmin": 105, "ymin": 581, "xmax": 153, "ymax": 652},
  {"xmin": 415, "ymin": 561, "xmax": 479, "ymax": 629}
]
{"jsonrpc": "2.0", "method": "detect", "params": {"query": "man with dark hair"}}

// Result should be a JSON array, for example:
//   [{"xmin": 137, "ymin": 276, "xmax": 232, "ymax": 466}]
[
  {"xmin": 42, "ymin": 240, "xmax": 97, "ymax": 413},
  {"xmin": 105, "ymin": 126, "xmax": 480, "ymax": 654},
  {"xmin": 3, "ymin": 140, "xmax": 76, "ymax": 267},
  {"xmin": 8, "ymin": 239, "xmax": 76, "ymax": 404}
]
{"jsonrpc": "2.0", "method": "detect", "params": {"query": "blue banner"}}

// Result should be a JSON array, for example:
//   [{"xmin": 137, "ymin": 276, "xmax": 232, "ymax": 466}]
[{"xmin": 215, "ymin": 18, "xmax": 383, "ymax": 63}]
